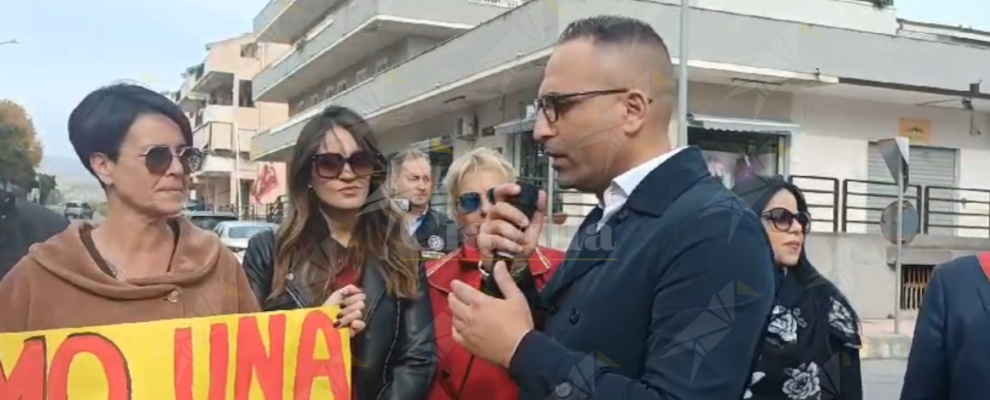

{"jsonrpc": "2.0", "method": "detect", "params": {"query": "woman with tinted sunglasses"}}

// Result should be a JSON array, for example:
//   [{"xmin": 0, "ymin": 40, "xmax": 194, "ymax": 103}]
[
  {"xmin": 0, "ymin": 83, "xmax": 260, "ymax": 333},
  {"xmin": 424, "ymin": 147, "xmax": 565, "ymax": 400},
  {"xmin": 733, "ymin": 176, "xmax": 863, "ymax": 400},
  {"xmin": 242, "ymin": 106, "xmax": 435, "ymax": 400}
]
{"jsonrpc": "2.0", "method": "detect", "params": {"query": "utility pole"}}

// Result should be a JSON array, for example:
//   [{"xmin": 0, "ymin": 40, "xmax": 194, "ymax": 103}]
[
  {"xmin": 677, "ymin": 0, "xmax": 690, "ymax": 147},
  {"xmin": 232, "ymin": 78, "xmax": 242, "ymax": 219},
  {"xmin": 894, "ymin": 156, "xmax": 904, "ymax": 334}
]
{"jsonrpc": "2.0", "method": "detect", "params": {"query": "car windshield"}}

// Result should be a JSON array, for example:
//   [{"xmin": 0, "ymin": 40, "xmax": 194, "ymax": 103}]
[
  {"xmin": 66, "ymin": 202, "xmax": 84, "ymax": 208},
  {"xmin": 227, "ymin": 225, "xmax": 273, "ymax": 239},
  {"xmin": 189, "ymin": 216, "xmax": 237, "ymax": 231}
]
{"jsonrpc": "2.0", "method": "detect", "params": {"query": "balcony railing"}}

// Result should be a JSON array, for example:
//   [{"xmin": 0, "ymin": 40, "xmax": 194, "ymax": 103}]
[
  {"xmin": 193, "ymin": 122, "xmax": 235, "ymax": 152},
  {"xmin": 840, "ymin": 179, "xmax": 923, "ymax": 234},
  {"xmin": 923, "ymin": 185, "xmax": 990, "ymax": 237},
  {"xmin": 787, "ymin": 175, "xmax": 990, "ymax": 238},
  {"xmin": 790, "ymin": 175, "xmax": 840, "ymax": 233}
]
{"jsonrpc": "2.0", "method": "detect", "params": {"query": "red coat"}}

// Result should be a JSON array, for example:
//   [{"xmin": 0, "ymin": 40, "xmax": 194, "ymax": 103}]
[{"xmin": 425, "ymin": 245, "xmax": 564, "ymax": 400}]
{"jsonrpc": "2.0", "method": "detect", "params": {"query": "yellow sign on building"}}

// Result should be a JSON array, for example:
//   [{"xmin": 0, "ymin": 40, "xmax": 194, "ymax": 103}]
[{"xmin": 899, "ymin": 117, "xmax": 932, "ymax": 145}]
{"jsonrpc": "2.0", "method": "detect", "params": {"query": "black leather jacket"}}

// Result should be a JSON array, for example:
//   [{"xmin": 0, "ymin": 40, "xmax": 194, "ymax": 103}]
[{"xmin": 242, "ymin": 230, "xmax": 436, "ymax": 400}]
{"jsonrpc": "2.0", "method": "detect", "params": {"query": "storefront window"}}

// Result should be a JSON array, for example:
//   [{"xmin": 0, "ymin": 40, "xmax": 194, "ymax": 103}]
[{"xmin": 688, "ymin": 127, "xmax": 782, "ymax": 189}]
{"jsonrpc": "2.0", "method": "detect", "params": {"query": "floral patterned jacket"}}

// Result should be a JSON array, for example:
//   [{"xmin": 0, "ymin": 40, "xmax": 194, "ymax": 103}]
[{"xmin": 743, "ymin": 267, "xmax": 863, "ymax": 400}]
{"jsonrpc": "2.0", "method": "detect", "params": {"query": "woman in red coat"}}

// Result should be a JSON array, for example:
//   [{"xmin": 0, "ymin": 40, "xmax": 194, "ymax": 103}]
[{"xmin": 425, "ymin": 147, "xmax": 564, "ymax": 400}]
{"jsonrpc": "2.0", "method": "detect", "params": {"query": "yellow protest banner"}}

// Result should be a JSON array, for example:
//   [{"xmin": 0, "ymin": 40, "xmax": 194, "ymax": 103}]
[{"xmin": 0, "ymin": 308, "xmax": 351, "ymax": 399}]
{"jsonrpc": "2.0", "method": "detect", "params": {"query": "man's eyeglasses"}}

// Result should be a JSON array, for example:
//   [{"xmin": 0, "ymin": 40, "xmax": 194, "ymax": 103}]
[
  {"xmin": 457, "ymin": 187, "xmax": 499, "ymax": 214},
  {"xmin": 762, "ymin": 208, "xmax": 811, "ymax": 233},
  {"xmin": 535, "ymin": 89, "xmax": 653, "ymax": 123},
  {"xmin": 139, "ymin": 145, "xmax": 204, "ymax": 175},
  {"xmin": 311, "ymin": 151, "xmax": 379, "ymax": 179}
]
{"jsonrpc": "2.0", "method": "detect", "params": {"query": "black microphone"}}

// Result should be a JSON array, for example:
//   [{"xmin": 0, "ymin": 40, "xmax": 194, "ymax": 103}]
[
  {"xmin": 454, "ymin": 182, "xmax": 547, "ymax": 400},
  {"xmin": 479, "ymin": 182, "xmax": 543, "ymax": 311}
]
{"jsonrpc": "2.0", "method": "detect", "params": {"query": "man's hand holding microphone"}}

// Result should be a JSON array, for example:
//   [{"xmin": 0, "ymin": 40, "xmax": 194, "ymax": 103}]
[{"xmin": 447, "ymin": 182, "xmax": 548, "ymax": 368}]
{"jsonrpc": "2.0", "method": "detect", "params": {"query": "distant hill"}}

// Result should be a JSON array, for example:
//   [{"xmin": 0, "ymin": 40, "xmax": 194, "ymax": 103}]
[{"xmin": 39, "ymin": 154, "xmax": 105, "ymax": 203}]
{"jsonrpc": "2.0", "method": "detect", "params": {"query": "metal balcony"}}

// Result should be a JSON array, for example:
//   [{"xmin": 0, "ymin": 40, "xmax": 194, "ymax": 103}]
[{"xmin": 253, "ymin": 0, "xmax": 509, "ymax": 102}]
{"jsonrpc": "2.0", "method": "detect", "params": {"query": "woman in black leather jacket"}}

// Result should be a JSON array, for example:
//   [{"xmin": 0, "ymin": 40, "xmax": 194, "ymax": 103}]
[{"xmin": 242, "ymin": 105, "xmax": 436, "ymax": 400}]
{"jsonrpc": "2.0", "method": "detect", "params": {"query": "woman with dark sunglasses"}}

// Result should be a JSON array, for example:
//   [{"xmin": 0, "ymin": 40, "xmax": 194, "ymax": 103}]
[
  {"xmin": 424, "ymin": 147, "xmax": 564, "ymax": 400},
  {"xmin": 732, "ymin": 176, "xmax": 863, "ymax": 400},
  {"xmin": 0, "ymin": 83, "xmax": 260, "ymax": 333},
  {"xmin": 242, "ymin": 106, "xmax": 435, "ymax": 400}
]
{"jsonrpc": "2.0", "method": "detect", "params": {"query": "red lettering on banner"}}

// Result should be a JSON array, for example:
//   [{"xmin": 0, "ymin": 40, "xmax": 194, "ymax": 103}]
[
  {"xmin": 209, "ymin": 324, "xmax": 231, "ymax": 400},
  {"xmin": 0, "ymin": 336, "xmax": 46, "ymax": 400},
  {"xmin": 234, "ymin": 315, "xmax": 286, "ymax": 400},
  {"xmin": 174, "ymin": 324, "xmax": 230, "ymax": 400},
  {"xmin": 174, "ymin": 328, "xmax": 194, "ymax": 400},
  {"xmin": 293, "ymin": 310, "xmax": 349, "ymax": 400},
  {"xmin": 48, "ymin": 333, "xmax": 131, "ymax": 400}
]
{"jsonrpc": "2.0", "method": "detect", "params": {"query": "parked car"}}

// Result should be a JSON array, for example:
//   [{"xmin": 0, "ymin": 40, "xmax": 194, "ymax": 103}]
[
  {"xmin": 183, "ymin": 198, "xmax": 207, "ymax": 211},
  {"xmin": 64, "ymin": 201, "xmax": 94, "ymax": 220},
  {"xmin": 213, "ymin": 221, "xmax": 278, "ymax": 262},
  {"xmin": 182, "ymin": 210, "xmax": 238, "ymax": 231}
]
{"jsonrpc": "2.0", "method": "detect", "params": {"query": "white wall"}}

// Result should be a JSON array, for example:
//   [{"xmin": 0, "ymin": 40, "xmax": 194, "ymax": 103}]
[
  {"xmin": 790, "ymin": 93, "xmax": 990, "ymax": 234},
  {"xmin": 376, "ymin": 87, "xmax": 537, "ymax": 154},
  {"xmin": 660, "ymin": 0, "xmax": 898, "ymax": 35}
]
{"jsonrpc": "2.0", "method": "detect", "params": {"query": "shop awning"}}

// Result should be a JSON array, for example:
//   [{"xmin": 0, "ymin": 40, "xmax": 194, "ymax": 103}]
[
  {"xmin": 689, "ymin": 114, "xmax": 800, "ymax": 135},
  {"xmin": 494, "ymin": 118, "xmax": 536, "ymax": 135}
]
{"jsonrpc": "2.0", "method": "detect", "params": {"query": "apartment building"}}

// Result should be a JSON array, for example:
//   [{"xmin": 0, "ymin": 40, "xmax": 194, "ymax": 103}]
[
  {"xmin": 248, "ymin": 0, "xmax": 523, "ymax": 208},
  {"xmin": 250, "ymin": 0, "xmax": 990, "ymax": 232},
  {"xmin": 175, "ymin": 34, "xmax": 292, "ymax": 214},
  {"xmin": 246, "ymin": 0, "xmax": 990, "ymax": 319}
]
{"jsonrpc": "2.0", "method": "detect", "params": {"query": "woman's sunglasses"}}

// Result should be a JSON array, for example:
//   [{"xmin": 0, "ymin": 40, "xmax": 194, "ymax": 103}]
[
  {"xmin": 139, "ymin": 145, "xmax": 204, "ymax": 175},
  {"xmin": 762, "ymin": 208, "xmax": 812, "ymax": 233},
  {"xmin": 457, "ymin": 187, "xmax": 498, "ymax": 214},
  {"xmin": 311, "ymin": 151, "xmax": 378, "ymax": 179}
]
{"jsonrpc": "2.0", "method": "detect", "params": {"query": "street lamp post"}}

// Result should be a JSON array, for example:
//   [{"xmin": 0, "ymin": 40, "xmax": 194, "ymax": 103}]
[{"xmin": 677, "ymin": 0, "xmax": 690, "ymax": 147}]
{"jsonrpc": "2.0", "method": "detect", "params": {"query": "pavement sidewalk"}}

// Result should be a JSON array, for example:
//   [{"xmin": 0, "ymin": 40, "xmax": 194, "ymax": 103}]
[{"xmin": 861, "ymin": 319, "xmax": 914, "ymax": 359}]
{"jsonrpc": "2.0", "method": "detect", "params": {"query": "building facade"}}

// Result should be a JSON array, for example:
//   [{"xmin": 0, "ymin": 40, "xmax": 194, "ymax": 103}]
[
  {"xmin": 175, "ymin": 34, "xmax": 292, "ymax": 216},
  {"xmin": 249, "ymin": 0, "xmax": 990, "ymax": 317},
  {"xmin": 250, "ymin": 0, "xmax": 990, "ymax": 235}
]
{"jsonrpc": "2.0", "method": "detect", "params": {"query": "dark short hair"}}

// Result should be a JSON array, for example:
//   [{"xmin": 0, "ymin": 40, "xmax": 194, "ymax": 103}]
[
  {"xmin": 558, "ymin": 15, "xmax": 668, "ymax": 51},
  {"xmin": 68, "ymin": 83, "xmax": 193, "ymax": 177}
]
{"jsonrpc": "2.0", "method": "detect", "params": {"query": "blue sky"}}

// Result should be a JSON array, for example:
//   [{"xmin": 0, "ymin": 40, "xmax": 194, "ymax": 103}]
[
  {"xmin": 0, "ymin": 0, "xmax": 987, "ymax": 160},
  {"xmin": 0, "ymin": 0, "xmax": 268, "ymax": 160}
]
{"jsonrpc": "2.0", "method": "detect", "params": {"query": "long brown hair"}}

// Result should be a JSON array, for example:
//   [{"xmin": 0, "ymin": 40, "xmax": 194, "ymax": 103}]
[{"xmin": 270, "ymin": 106, "xmax": 418, "ymax": 302}]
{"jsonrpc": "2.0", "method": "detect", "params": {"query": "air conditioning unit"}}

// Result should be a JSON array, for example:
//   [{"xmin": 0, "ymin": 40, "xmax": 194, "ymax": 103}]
[{"xmin": 454, "ymin": 115, "xmax": 478, "ymax": 139}]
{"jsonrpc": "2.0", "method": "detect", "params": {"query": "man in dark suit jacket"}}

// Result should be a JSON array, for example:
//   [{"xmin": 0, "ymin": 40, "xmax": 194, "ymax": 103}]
[
  {"xmin": 444, "ymin": 16, "xmax": 775, "ymax": 400},
  {"xmin": 0, "ymin": 189, "xmax": 70, "ymax": 279},
  {"xmin": 389, "ymin": 149, "xmax": 458, "ymax": 258},
  {"xmin": 901, "ymin": 254, "xmax": 990, "ymax": 400}
]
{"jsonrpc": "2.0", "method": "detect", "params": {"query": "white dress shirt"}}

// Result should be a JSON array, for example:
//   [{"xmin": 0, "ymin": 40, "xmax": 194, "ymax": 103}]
[{"xmin": 597, "ymin": 147, "xmax": 688, "ymax": 231}]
